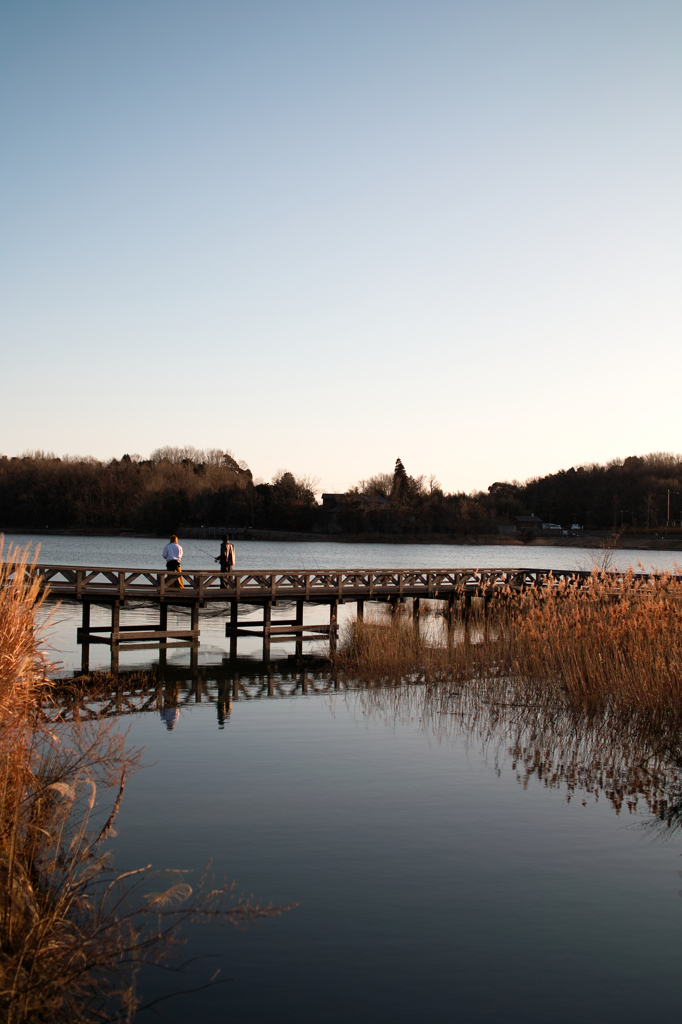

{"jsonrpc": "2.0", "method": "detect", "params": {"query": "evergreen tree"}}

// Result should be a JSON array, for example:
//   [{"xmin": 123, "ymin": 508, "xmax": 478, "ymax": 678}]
[{"xmin": 392, "ymin": 458, "xmax": 408, "ymax": 502}]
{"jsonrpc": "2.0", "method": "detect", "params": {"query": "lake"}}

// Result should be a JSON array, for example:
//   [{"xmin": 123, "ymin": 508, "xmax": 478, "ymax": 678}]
[
  {"xmin": 77, "ymin": 672, "xmax": 682, "ymax": 1024},
  {"xmin": 8, "ymin": 535, "xmax": 682, "ymax": 1021}
]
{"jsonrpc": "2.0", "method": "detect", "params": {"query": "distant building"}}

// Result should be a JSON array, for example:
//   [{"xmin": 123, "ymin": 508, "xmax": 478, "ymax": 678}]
[
  {"xmin": 321, "ymin": 493, "xmax": 391, "ymax": 533},
  {"xmin": 514, "ymin": 515, "xmax": 544, "ymax": 531}
]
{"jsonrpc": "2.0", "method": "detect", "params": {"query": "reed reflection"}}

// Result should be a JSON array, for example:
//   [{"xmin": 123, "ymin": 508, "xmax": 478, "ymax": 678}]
[{"xmin": 341, "ymin": 675, "xmax": 682, "ymax": 828}]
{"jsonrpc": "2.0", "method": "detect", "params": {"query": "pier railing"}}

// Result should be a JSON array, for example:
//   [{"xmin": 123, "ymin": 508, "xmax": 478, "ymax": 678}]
[{"xmin": 8, "ymin": 564, "xmax": 648, "ymax": 602}]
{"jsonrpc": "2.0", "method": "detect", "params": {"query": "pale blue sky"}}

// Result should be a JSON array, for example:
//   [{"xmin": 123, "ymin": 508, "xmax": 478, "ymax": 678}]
[{"xmin": 1, "ymin": 0, "xmax": 680, "ymax": 492}]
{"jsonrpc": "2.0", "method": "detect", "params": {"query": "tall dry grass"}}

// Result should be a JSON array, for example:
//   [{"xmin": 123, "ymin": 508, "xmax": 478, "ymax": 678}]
[
  {"xmin": 0, "ymin": 542, "xmax": 289, "ymax": 1023},
  {"xmin": 335, "ymin": 569, "xmax": 682, "ymax": 715}
]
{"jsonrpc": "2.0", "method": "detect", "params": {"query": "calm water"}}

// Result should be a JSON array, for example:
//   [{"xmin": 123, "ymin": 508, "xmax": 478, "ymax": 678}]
[
  {"xmin": 93, "ymin": 676, "xmax": 682, "ymax": 1024},
  {"xmin": 5, "ymin": 532, "xmax": 678, "ymax": 574},
  {"xmin": 13, "ymin": 534, "xmax": 682, "ymax": 1020},
  {"xmin": 6, "ymin": 533, "xmax": 680, "ymax": 675}
]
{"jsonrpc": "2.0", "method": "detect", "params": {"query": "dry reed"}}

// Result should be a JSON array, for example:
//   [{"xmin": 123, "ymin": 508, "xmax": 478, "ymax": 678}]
[{"xmin": 335, "ymin": 569, "xmax": 682, "ymax": 716}]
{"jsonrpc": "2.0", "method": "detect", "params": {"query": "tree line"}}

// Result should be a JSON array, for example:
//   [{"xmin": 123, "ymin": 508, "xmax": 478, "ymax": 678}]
[{"xmin": 0, "ymin": 448, "xmax": 680, "ymax": 536}]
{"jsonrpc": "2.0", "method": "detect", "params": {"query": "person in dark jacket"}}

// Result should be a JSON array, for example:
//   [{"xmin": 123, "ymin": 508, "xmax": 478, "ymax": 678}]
[{"xmin": 215, "ymin": 535, "xmax": 236, "ymax": 586}]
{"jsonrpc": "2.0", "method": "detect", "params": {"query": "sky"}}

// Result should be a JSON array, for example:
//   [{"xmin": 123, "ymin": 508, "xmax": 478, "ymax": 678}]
[{"xmin": 1, "ymin": 0, "xmax": 680, "ymax": 494}]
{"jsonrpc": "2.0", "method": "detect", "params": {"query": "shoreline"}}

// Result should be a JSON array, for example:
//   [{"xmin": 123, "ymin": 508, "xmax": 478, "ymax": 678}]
[{"xmin": 3, "ymin": 527, "xmax": 682, "ymax": 551}]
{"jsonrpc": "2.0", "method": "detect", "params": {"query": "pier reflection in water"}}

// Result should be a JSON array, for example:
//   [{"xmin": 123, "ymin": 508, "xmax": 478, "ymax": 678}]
[{"xmin": 54, "ymin": 658, "xmax": 338, "ymax": 729}]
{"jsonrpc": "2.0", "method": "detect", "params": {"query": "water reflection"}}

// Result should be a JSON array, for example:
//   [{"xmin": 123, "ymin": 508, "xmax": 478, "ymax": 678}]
[
  {"xmin": 50, "ymin": 665, "xmax": 682, "ymax": 833},
  {"xmin": 51, "ymin": 658, "xmax": 337, "ymax": 730},
  {"xmin": 345, "ymin": 678, "xmax": 682, "ymax": 830},
  {"xmin": 159, "ymin": 705, "xmax": 180, "ymax": 731}
]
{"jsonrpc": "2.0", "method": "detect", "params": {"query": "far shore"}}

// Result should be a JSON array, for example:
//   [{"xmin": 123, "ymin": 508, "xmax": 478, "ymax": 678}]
[{"xmin": 3, "ymin": 527, "xmax": 682, "ymax": 552}]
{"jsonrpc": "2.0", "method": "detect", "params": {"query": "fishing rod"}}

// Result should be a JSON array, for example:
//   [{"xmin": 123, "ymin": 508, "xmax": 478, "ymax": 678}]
[{"xmin": 194, "ymin": 544, "xmax": 221, "ymax": 559}]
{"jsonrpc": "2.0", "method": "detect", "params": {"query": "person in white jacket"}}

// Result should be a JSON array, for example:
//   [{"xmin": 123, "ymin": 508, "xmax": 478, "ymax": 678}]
[{"xmin": 162, "ymin": 535, "xmax": 183, "ymax": 571}]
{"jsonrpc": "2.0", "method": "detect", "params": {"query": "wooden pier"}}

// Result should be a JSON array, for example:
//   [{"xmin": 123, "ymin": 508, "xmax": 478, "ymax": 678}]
[{"xmin": 9, "ymin": 563, "xmax": 645, "ymax": 672}]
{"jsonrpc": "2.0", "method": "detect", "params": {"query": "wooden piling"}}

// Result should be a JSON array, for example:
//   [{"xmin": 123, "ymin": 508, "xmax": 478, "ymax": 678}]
[
  {"xmin": 111, "ymin": 600, "xmax": 120, "ymax": 644},
  {"xmin": 230, "ymin": 600, "xmax": 238, "ymax": 660},
  {"xmin": 262, "ymin": 601, "xmax": 272, "ymax": 662},
  {"xmin": 190, "ymin": 601, "xmax": 200, "ymax": 636},
  {"xmin": 110, "ymin": 601, "xmax": 120, "ymax": 673},
  {"xmin": 295, "ymin": 600, "xmax": 304, "ymax": 658},
  {"xmin": 329, "ymin": 600, "xmax": 338, "ymax": 653},
  {"xmin": 81, "ymin": 601, "xmax": 90, "ymax": 673}
]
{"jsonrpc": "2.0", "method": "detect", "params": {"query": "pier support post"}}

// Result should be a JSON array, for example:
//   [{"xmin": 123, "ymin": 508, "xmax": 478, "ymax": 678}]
[
  {"xmin": 190, "ymin": 601, "xmax": 200, "ymax": 638},
  {"xmin": 110, "ymin": 601, "xmax": 120, "ymax": 674},
  {"xmin": 262, "ymin": 601, "xmax": 272, "ymax": 662},
  {"xmin": 230, "ymin": 600, "xmax": 238, "ymax": 661},
  {"xmin": 295, "ymin": 600, "xmax": 304, "ymax": 659},
  {"xmin": 111, "ymin": 600, "xmax": 120, "ymax": 643},
  {"xmin": 463, "ymin": 593, "xmax": 473, "ymax": 644},
  {"xmin": 412, "ymin": 597, "xmax": 420, "ymax": 635},
  {"xmin": 190, "ymin": 601, "xmax": 200, "ymax": 673},
  {"xmin": 329, "ymin": 600, "xmax": 338, "ymax": 654},
  {"xmin": 80, "ymin": 601, "xmax": 90, "ymax": 674},
  {"xmin": 446, "ymin": 594, "xmax": 455, "ymax": 645},
  {"xmin": 356, "ymin": 600, "xmax": 364, "ymax": 622},
  {"xmin": 158, "ymin": 603, "xmax": 168, "ymax": 671}
]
